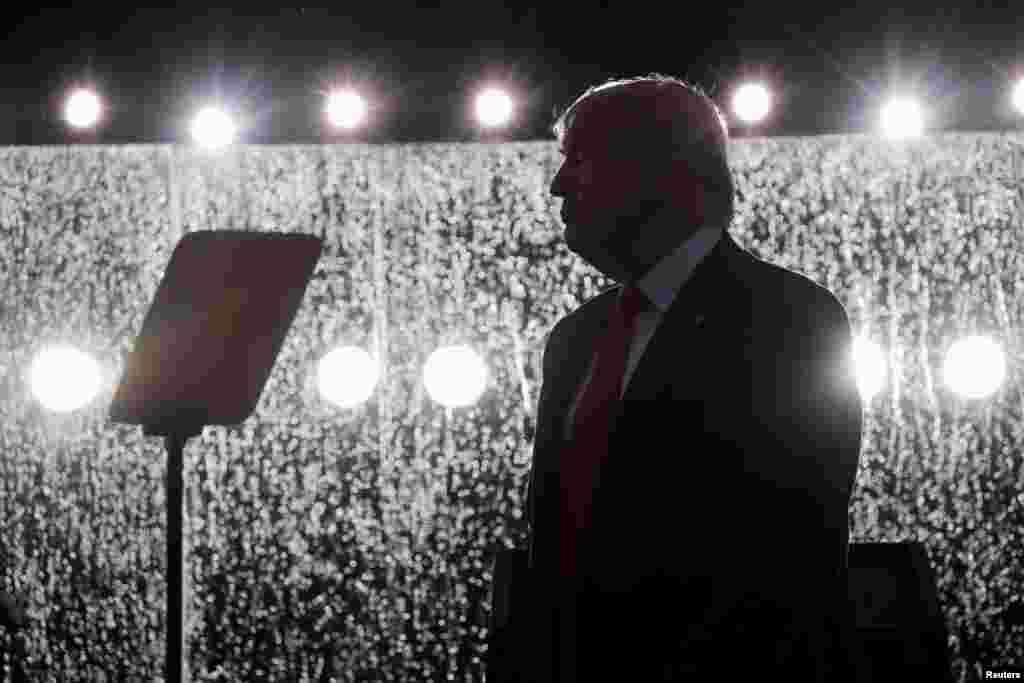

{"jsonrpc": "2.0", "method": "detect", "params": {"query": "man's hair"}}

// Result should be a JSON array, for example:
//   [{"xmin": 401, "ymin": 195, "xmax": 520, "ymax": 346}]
[{"xmin": 551, "ymin": 73, "xmax": 735, "ymax": 228}]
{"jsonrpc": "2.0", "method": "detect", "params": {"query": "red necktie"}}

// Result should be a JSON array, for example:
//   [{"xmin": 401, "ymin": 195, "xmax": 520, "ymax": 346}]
[{"xmin": 560, "ymin": 284, "xmax": 652, "ymax": 579}]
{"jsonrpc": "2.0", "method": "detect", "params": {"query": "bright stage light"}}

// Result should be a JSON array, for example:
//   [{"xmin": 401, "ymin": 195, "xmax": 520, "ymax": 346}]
[
  {"xmin": 422, "ymin": 344, "xmax": 488, "ymax": 408},
  {"xmin": 64, "ymin": 88, "xmax": 102, "ymax": 130},
  {"xmin": 190, "ymin": 106, "xmax": 236, "ymax": 149},
  {"xmin": 28, "ymin": 344, "xmax": 103, "ymax": 413},
  {"xmin": 942, "ymin": 334, "xmax": 1006, "ymax": 400},
  {"xmin": 880, "ymin": 96, "xmax": 924, "ymax": 140},
  {"xmin": 316, "ymin": 346, "xmax": 379, "ymax": 409},
  {"xmin": 475, "ymin": 88, "xmax": 514, "ymax": 129},
  {"xmin": 732, "ymin": 82, "xmax": 772, "ymax": 125},
  {"xmin": 325, "ymin": 89, "xmax": 367, "ymax": 130},
  {"xmin": 1012, "ymin": 78, "xmax": 1024, "ymax": 116},
  {"xmin": 852, "ymin": 335, "xmax": 887, "ymax": 403}
]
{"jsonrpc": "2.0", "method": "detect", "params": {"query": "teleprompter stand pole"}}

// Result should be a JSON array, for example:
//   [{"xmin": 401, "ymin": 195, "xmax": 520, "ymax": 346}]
[
  {"xmin": 109, "ymin": 230, "xmax": 323, "ymax": 683},
  {"xmin": 143, "ymin": 422, "xmax": 203, "ymax": 683}
]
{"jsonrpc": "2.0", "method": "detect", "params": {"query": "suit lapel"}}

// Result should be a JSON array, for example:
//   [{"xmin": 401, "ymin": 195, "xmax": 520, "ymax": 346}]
[
  {"xmin": 619, "ymin": 230, "xmax": 749, "ymax": 411},
  {"xmin": 533, "ymin": 231, "xmax": 757, "ymax": 579},
  {"xmin": 583, "ymin": 233, "xmax": 754, "ymax": 512},
  {"xmin": 541, "ymin": 232, "xmax": 752, "ymax": 473},
  {"xmin": 548, "ymin": 231, "xmax": 753, "ymax": 438},
  {"xmin": 540, "ymin": 285, "xmax": 618, "ymax": 448}
]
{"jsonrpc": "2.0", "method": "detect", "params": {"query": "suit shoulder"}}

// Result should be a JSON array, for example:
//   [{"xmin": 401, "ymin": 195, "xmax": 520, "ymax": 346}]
[
  {"xmin": 746, "ymin": 253, "xmax": 849, "ymax": 326},
  {"xmin": 545, "ymin": 283, "xmax": 618, "ymax": 340}
]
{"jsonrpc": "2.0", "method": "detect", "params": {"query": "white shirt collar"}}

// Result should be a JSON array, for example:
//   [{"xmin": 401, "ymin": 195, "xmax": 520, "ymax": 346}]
[{"xmin": 632, "ymin": 222, "xmax": 725, "ymax": 313}]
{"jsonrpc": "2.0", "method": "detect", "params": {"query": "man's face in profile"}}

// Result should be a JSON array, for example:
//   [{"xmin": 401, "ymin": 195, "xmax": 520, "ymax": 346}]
[
  {"xmin": 549, "ymin": 105, "xmax": 708, "ymax": 281},
  {"xmin": 549, "ymin": 116, "xmax": 657, "ymax": 268}
]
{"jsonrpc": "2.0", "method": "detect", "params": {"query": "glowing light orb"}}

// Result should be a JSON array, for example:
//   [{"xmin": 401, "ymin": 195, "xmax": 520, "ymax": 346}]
[
  {"xmin": 1012, "ymin": 78, "xmax": 1024, "ymax": 116},
  {"xmin": 190, "ymin": 106, "xmax": 236, "ymax": 149},
  {"xmin": 880, "ymin": 96, "xmax": 924, "ymax": 140},
  {"xmin": 64, "ymin": 88, "xmax": 102, "ymax": 129},
  {"xmin": 852, "ymin": 335, "xmax": 887, "ymax": 403},
  {"xmin": 422, "ymin": 344, "xmax": 488, "ymax": 408},
  {"xmin": 732, "ymin": 82, "xmax": 772, "ymax": 124},
  {"xmin": 316, "ymin": 346, "xmax": 379, "ymax": 409},
  {"xmin": 475, "ymin": 88, "xmax": 514, "ymax": 128},
  {"xmin": 28, "ymin": 344, "xmax": 103, "ymax": 412},
  {"xmin": 942, "ymin": 334, "xmax": 1006, "ymax": 400},
  {"xmin": 325, "ymin": 90, "xmax": 367, "ymax": 130}
]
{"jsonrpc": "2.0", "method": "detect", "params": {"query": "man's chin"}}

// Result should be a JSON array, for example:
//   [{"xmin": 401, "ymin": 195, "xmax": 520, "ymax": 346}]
[{"xmin": 564, "ymin": 240, "xmax": 625, "ymax": 282}]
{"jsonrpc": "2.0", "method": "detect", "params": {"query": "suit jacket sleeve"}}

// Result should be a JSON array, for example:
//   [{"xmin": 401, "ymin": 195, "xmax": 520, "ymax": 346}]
[
  {"xmin": 805, "ymin": 298, "xmax": 865, "ymax": 672},
  {"xmin": 487, "ymin": 320, "xmax": 562, "ymax": 683},
  {"xmin": 753, "ymin": 295, "xmax": 864, "ymax": 669},
  {"xmin": 674, "ymin": 295, "xmax": 864, "ymax": 676},
  {"xmin": 488, "ymin": 321, "xmax": 559, "ymax": 683},
  {"xmin": 526, "ymin": 320, "xmax": 560, "ymax": 569},
  {"xmin": 786, "ymin": 297, "xmax": 863, "ymax": 584}
]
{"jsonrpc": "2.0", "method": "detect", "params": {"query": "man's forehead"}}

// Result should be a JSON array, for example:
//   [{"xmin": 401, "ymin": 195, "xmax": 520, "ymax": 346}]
[
  {"xmin": 560, "ymin": 116, "xmax": 627, "ymax": 157},
  {"xmin": 560, "ymin": 98, "xmax": 640, "ymax": 154},
  {"xmin": 560, "ymin": 112, "xmax": 605, "ymax": 153}
]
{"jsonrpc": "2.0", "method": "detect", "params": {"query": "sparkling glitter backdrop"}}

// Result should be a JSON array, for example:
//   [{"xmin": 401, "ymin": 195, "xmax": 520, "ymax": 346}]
[{"xmin": 0, "ymin": 135, "xmax": 1022, "ymax": 680}]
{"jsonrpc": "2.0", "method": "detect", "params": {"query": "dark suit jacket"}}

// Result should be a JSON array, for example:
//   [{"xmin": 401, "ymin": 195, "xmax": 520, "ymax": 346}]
[{"xmin": 491, "ymin": 230, "xmax": 865, "ymax": 682}]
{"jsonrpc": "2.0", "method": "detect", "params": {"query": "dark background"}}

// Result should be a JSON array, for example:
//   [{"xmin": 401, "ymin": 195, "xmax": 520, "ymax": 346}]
[{"xmin": 0, "ymin": 3, "xmax": 1021, "ymax": 144}]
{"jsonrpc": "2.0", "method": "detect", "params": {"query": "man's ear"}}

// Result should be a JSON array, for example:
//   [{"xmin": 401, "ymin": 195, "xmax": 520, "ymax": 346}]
[{"xmin": 659, "ymin": 157, "xmax": 708, "ymax": 223}]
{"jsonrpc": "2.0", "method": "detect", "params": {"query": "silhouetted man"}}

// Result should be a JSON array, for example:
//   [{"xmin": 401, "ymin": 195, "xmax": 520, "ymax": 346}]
[{"xmin": 506, "ymin": 73, "xmax": 865, "ymax": 682}]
